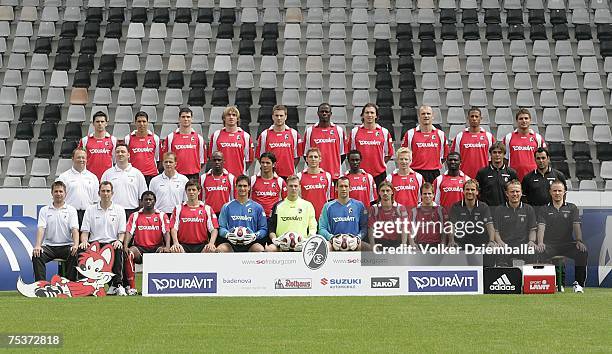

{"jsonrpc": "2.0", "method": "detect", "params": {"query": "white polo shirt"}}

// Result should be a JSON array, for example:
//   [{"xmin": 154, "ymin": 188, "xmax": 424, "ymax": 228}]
[
  {"xmin": 149, "ymin": 172, "xmax": 189, "ymax": 213},
  {"xmin": 56, "ymin": 167, "xmax": 100, "ymax": 210},
  {"xmin": 37, "ymin": 203, "xmax": 79, "ymax": 246},
  {"xmin": 81, "ymin": 202, "xmax": 126, "ymax": 243},
  {"xmin": 100, "ymin": 163, "xmax": 148, "ymax": 209}
]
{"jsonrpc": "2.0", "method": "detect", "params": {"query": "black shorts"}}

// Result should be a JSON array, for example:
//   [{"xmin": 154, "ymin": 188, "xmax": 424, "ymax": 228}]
[
  {"xmin": 134, "ymin": 245, "xmax": 161, "ymax": 256},
  {"xmin": 414, "ymin": 169, "xmax": 440, "ymax": 183},
  {"xmin": 181, "ymin": 243, "xmax": 206, "ymax": 253},
  {"xmin": 217, "ymin": 237, "xmax": 269, "ymax": 252}
]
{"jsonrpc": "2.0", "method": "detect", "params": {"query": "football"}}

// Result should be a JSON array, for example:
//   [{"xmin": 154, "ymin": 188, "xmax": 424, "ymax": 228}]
[
  {"xmin": 276, "ymin": 231, "xmax": 305, "ymax": 251},
  {"xmin": 229, "ymin": 226, "xmax": 250, "ymax": 245},
  {"xmin": 331, "ymin": 234, "xmax": 361, "ymax": 251}
]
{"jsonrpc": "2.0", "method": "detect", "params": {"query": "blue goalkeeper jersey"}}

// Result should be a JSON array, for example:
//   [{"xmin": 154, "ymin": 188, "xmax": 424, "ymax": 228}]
[
  {"xmin": 318, "ymin": 199, "xmax": 368, "ymax": 240},
  {"xmin": 219, "ymin": 199, "xmax": 268, "ymax": 239}
]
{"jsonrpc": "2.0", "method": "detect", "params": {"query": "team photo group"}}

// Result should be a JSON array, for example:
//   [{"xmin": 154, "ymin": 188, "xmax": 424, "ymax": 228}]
[{"xmin": 32, "ymin": 102, "xmax": 588, "ymax": 295}]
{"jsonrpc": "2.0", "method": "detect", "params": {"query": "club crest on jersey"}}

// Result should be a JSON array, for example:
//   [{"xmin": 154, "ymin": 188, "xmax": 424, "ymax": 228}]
[
  {"xmin": 563, "ymin": 213, "xmax": 568, "ymax": 219},
  {"xmin": 520, "ymin": 216, "xmax": 525, "ymax": 222},
  {"xmin": 348, "ymin": 207, "xmax": 353, "ymax": 214},
  {"xmin": 237, "ymin": 135, "xmax": 241, "ymax": 140},
  {"xmin": 298, "ymin": 208, "xmax": 303, "ymax": 214},
  {"xmin": 431, "ymin": 135, "xmax": 436, "ymax": 140},
  {"xmin": 362, "ymin": 177, "xmax": 366, "ymax": 183},
  {"xmin": 191, "ymin": 136, "xmax": 195, "ymax": 142},
  {"xmin": 247, "ymin": 207, "xmax": 252, "ymax": 214},
  {"xmin": 222, "ymin": 178, "xmax": 226, "ymax": 184},
  {"xmin": 410, "ymin": 177, "xmax": 414, "ymax": 182},
  {"xmin": 480, "ymin": 135, "xmax": 484, "ymax": 140},
  {"xmin": 105, "ymin": 141, "xmax": 109, "ymax": 146},
  {"xmin": 272, "ymin": 182, "xmax": 276, "ymax": 188},
  {"xmin": 320, "ymin": 176, "xmax": 325, "ymax": 182},
  {"xmin": 330, "ymin": 130, "xmax": 335, "ymax": 135},
  {"xmin": 154, "ymin": 217, "xmax": 158, "ymax": 222},
  {"xmin": 529, "ymin": 137, "xmax": 534, "ymax": 142},
  {"xmin": 375, "ymin": 131, "xmax": 380, "ymax": 136},
  {"xmin": 199, "ymin": 210, "xmax": 203, "ymax": 215}
]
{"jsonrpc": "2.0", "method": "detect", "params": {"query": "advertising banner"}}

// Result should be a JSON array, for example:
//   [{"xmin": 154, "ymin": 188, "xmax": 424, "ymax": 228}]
[{"xmin": 142, "ymin": 252, "xmax": 484, "ymax": 297}]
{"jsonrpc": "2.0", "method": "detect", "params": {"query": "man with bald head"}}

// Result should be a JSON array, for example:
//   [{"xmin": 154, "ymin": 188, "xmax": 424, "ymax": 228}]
[{"xmin": 401, "ymin": 105, "xmax": 449, "ymax": 183}]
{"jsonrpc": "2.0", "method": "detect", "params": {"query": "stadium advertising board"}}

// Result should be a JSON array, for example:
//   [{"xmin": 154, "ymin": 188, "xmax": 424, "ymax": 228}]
[
  {"xmin": 522, "ymin": 265, "xmax": 556, "ymax": 294},
  {"xmin": 142, "ymin": 252, "xmax": 483, "ymax": 296}
]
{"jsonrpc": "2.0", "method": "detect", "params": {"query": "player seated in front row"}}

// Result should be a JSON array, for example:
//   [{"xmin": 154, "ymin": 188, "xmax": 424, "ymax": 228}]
[
  {"xmin": 266, "ymin": 175, "xmax": 318, "ymax": 252},
  {"xmin": 217, "ymin": 175, "xmax": 268, "ymax": 252},
  {"xmin": 123, "ymin": 191, "xmax": 170, "ymax": 295},
  {"xmin": 319, "ymin": 177, "xmax": 370, "ymax": 251},
  {"xmin": 410, "ymin": 182, "xmax": 451, "ymax": 246},
  {"xmin": 169, "ymin": 180, "xmax": 219, "ymax": 253}
]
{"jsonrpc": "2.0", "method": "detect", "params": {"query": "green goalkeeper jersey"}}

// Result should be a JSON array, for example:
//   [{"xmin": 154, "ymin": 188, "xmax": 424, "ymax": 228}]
[{"xmin": 269, "ymin": 197, "xmax": 317, "ymax": 238}]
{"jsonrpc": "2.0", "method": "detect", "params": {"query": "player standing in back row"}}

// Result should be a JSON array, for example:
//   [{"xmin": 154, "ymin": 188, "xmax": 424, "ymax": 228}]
[
  {"xmin": 78, "ymin": 111, "xmax": 117, "ymax": 181},
  {"xmin": 349, "ymin": 103, "xmax": 394, "ymax": 187},
  {"xmin": 124, "ymin": 111, "xmax": 161, "ymax": 186},
  {"xmin": 208, "ymin": 106, "xmax": 254, "ymax": 177},
  {"xmin": 162, "ymin": 107, "xmax": 206, "ymax": 181},
  {"xmin": 256, "ymin": 104, "xmax": 302, "ymax": 179},
  {"xmin": 401, "ymin": 105, "xmax": 449, "ymax": 183},
  {"xmin": 502, "ymin": 108, "xmax": 546, "ymax": 181},
  {"xmin": 303, "ymin": 103, "xmax": 348, "ymax": 181}
]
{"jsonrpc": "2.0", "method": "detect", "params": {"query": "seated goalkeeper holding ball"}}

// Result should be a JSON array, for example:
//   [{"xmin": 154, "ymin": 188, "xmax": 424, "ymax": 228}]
[
  {"xmin": 319, "ymin": 177, "xmax": 370, "ymax": 251},
  {"xmin": 266, "ymin": 175, "xmax": 318, "ymax": 252},
  {"xmin": 217, "ymin": 175, "xmax": 268, "ymax": 252}
]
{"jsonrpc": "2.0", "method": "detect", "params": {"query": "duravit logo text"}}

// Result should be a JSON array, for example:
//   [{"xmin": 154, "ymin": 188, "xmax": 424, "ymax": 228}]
[
  {"xmin": 408, "ymin": 271, "xmax": 478, "ymax": 293},
  {"xmin": 148, "ymin": 273, "xmax": 217, "ymax": 294}
]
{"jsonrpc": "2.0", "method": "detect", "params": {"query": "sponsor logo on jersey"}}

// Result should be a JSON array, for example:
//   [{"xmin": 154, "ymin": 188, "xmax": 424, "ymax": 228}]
[
  {"xmin": 181, "ymin": 217, "xmax": 206, "ymax": 223},
  {"xmin": 512, "ymin": 145, "xmax": 535, "ymax": 151},
  {"xmin": 415, "ymin": 142, "xmax": 438, "ymax": 148},
  {"xmin": 332, "ymin": 216, "xmax": 356, "ymax": 222},
  {"xmin": 219, "ymin": 142, "xmax": 242, "ymax": 148},
  {"xmin": 303, "ymin": 183, "xmax": 327, "ymax": 190},
  {"xmin": 137, "ymin": 225, "xmax": 160, "ymax": 231},
  {"xmin": 174, "ymin": 144, "xmax": 196, "ymax": 150},
  {"xmin": 358, "ymin": 140, "xmax": 381, "ymax": 146},
  {"xmin": 89, "ymin": 148, "xmax": 110, "ymax": 154},
  {"xmin": 351, "ymin": 185, "xmax": 367, "ymax": 191},
  {"xmin": 313, "ymin": 138, "xmax": 336, "ymax": 144},
  {"xmin": 254, "ymin": 190, "xmax": 278, "ymax": 197},
  {"xmin": 206, "ymin": 185, "xmax": 228, "ymax": 192},
  {"xmin": 230, "ymin": 215, "xmax": 253, "ymax": 222},
  {"xmin": 269, "ymin": 142, "xmax": 291, "ymax": 148},
  {"xmin": 132, "ymin": 147, "xmax": 154, "ymax": 153},
  {"xmin": 395, "ymin": 185, "xmax": 417, "ymax": 191},
  {"xmin": 463, "ymin": 143, "xmax": 487, "ymax": 149},
  {"xmin": 280, "ymin": 216, "xmax": 302, "ymax": 222},
  {"xmin": 442, "ymin": 186, "xmax": 463, "ymax": 193}
]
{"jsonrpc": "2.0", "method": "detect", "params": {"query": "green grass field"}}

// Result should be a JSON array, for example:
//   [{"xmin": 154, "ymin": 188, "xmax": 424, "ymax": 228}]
[{"xmin": 1, "ymin": 284, "xmax": 611, "ymax": 353}]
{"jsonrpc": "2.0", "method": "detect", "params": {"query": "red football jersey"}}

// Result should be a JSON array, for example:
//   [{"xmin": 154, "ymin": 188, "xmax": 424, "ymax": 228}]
[
  {"xmin": 256, "ymin": 126, "xmax": 302, "ymax": 178},
  {"xmin": 503, "ymin": 129, "xmax": 546, "ymax": 181},
  {"xmin": 124, "ymin": 130, "xmax": 160, "ymax": 176},
  {"xmin": 386, "ymin": 171, "xmax": 423, "ymax": 208},
  {"xmin": 410, "ymin": 205, "xmax": 447, "ymax": 244},
  {"xmin": 162, "ymin": 129, "xmax": 206, "ymax": 176},
  {"xmin": 200, "ymin": 169, "xmax": 235, "ymax": 214},
  {"xmin": 127, "ymin": 210, "xmax": 169, "ymax": 248},
  {"xmin": 303, "ymin": 124, "xmax": 348, "ymax": 179},
  {"xmin": 349, "ymin": 124, "xmax": 394, "ymax": 176},
  {"xmin": 433, "ymin": 171, "xmax": 470, "ymax": 209},
  {"xmin": 368, "ymin": 203, "xmax": 409, "ymax": 242},
  {"xmin": 297, "ymin": 169, "xmax": 333, "ymax": 219},
  {"xmin": 401, "ymin": 127, "xmax": 449, "ymax": 170},
  {"xmin": 209, "ymin": 127, "xmax": 254, "ymax": 177},
  {"xmin": 344, "ymin": 170, "xmax": 377, "ymax": 208},
  {"xmin": 451, "ymin": 128, "xmax": 494, "ymax": 180},
  {"xmin": 170, "ymin": 202, "xmax": 218, "ymax": 244},
  {"xmin": 250, "ymin": 175, "xmax": 287, "ymax": 217},
  {"xmin": 78, "ymin": 133, "xmax": 117, "ymax": 180}
]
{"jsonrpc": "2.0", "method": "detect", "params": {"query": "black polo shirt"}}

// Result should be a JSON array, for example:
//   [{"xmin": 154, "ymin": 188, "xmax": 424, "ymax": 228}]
[
  {"xmin": 475, "ymin": 163, "xmax": 518, "ymax": 207},
  {"xmin": 449, "ymin": 200, "xmax": 493, "ymax": 245},
  {"xmin": 494, "ymin": 202, "xmax": 537, "ymax": 245},
  {"xmin": 537, "ymin": 202, "xmax": 580, "ymax": 245},
  {"xmin": 521, "ymin": 167, "xmax": 567, "ymax": 206}
]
